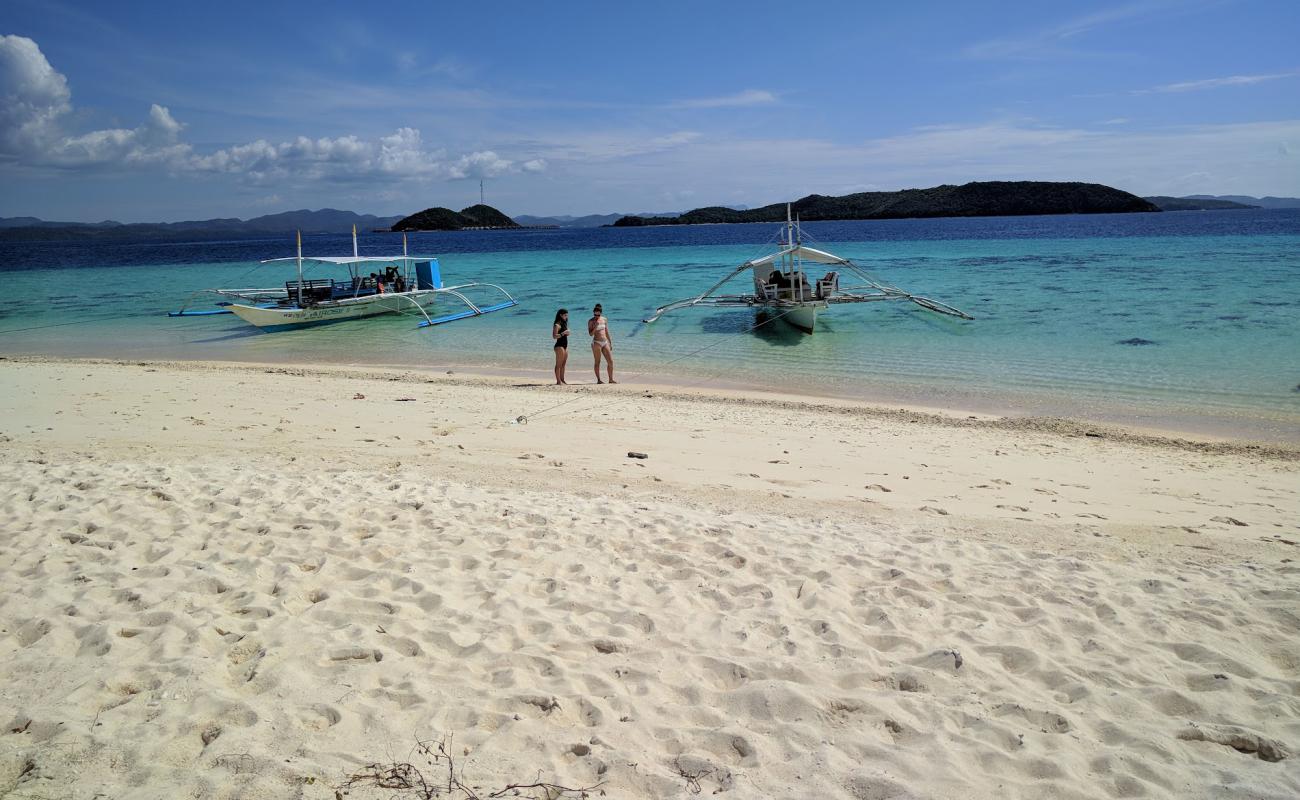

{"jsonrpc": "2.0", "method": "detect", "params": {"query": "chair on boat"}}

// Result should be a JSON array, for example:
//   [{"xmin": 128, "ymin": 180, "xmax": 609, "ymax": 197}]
[
  {"xmin": 285, "ymin": 279, "xmax": 334, "ymax": 306},
  {"xmin": 817, "ymin": 271, "xmax": 839, "ymax": 299}
]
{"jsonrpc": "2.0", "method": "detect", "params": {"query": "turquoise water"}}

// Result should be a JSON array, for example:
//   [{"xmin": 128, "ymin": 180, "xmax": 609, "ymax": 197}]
[{"xmin": 1, "ymin": 212, "xmax": 1298, "ymax": 440}]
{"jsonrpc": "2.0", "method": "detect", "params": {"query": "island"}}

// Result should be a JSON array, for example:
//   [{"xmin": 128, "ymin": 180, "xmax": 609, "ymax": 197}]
[
  {"xmin": 0, "ymin": 208, "xmax": 404, "ymax": 241},
  {"xmin": 1143, "ymin": 196, "xmax": 1258, "ymax": 211},
  {"xmin": 391, "ymin": 204, "xmax": 520, "ymax": 231},
  {"xmin": 611, "ymin": 181, "xmax": 1160, "ymax": 226}
]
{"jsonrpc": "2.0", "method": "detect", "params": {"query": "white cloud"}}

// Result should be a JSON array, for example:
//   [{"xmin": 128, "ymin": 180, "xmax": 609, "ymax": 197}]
[
  {"xmin": 1, "ymin": 35, "xmax": 190, "ymax": 167},
  {"xmin": 55, "ymin": 103, "xmax": 190, "ymax": 166},
  {"xmin": 1133, "ymin": 71, "xmax": 1298, "ymax": 94},
  {"xmin": 447, "ymin": 150, "xmax": 513, "ymax": 180},
  {"xmin": 671, "ymin": 89, "xmax": 778, "ymax": 109},
  {"xmin": 189, "ymin": 128, "xmax": 452, "ymax": 182},
  {"xmin": 0, "ymin": 34, "xmax": 72, "ymax": 158},
  {"xmin": 0, "ymin": 35, "xmax": 545, "ymax": 189}
]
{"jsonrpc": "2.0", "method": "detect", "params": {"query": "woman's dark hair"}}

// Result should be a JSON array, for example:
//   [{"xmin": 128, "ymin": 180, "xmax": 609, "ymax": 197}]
[
  {"xmin": 593, "ymin": 303, "xmax": 603, "ymax": 313},
  {"xmin": 553, "ymin": 308, "xmax": 568, "ymax": 326}
]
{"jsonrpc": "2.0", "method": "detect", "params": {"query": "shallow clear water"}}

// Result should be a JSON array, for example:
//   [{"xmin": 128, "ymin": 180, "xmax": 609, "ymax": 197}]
[{"xmin": 1, "ymin": 210, "xmax": 1297, "ymax": 440}]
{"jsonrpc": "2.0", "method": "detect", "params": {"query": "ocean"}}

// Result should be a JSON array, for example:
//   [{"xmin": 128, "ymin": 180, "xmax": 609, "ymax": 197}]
[{"xmin": 1, "ymin": 209, "xmax": 1297, "ymax": 441}]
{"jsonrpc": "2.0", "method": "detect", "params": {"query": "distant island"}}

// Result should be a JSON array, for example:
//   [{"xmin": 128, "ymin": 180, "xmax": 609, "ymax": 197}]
[
  {"xmin": 1143, "ymin": 196, "xmax": 1257, "ymax": 211},
  {"xmin": 0, "ymin": 208, "xmax": 403, "ymax": 242},
  {"xmin": 513, "ymin": 211, "xmax": 681, "ymax": 228},
  {"xmin": 3, "ymin": 188, "xmax": 1294, "ymax": 243},
  {"xmin": 391, "ymin": 204, "xmax": 519, "ymax": 231},
  {"xmin": 612, "ymin": 181, "xmax": 1160, "ymax": 226},
  {"xmin": 1179, "ymin": 194, "xmax": 1300, "ymax": 209}
]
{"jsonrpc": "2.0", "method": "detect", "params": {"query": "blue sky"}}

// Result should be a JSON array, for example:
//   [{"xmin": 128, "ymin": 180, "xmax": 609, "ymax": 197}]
[{"xmin": 2, "ymin": 0, "xmax": 1297, "ymax": 221}]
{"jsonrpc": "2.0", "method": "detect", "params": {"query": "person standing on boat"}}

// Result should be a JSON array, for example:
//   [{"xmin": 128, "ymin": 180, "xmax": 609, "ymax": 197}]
[
  {"xmin": 552, "ymin": 309, "xmax": 570, "ymax": 385},
  {"xmin": 588, "ymin": 304, "xmax": 616, "ymax": 384}
]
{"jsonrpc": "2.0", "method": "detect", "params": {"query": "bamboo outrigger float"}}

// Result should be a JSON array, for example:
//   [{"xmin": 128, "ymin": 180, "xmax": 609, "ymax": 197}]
[
  {"xmin": 169, "ymin": 228, "xmax": 517, "ymax": 330},
  {"xmin": 643, "ymin": 206, "xmax": 972, "ymax": 333}
]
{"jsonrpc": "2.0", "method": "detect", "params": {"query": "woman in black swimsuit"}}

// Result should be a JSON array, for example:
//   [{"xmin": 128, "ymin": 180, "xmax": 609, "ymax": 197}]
[{"xmin": 551, "ymin": 308, "xmax": 569, "ymax": 385}]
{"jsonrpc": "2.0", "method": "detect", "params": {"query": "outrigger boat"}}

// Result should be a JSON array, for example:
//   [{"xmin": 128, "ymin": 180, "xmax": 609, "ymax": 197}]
[
  {"xmin": 169, "ymin": 228, "xmax": 517, "ymax": 330},
  {"xmin": 643, "ymin": 206, "xmax": 971, "ymax": 333}
]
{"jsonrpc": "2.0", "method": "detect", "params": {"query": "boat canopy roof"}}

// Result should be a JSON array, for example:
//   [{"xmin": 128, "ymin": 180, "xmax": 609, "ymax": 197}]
[
  {"xmin": 746, "ymin": 245, "xmax": 848, "ymax": 269},
  {"xmin": 260, "ymin": 255, "xmax": 436, "ymax": 265}
]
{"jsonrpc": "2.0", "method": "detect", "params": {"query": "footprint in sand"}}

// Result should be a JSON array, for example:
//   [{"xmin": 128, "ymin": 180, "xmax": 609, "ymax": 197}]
[
  {"xmin": 15, "ymin": 619, "xmax": 51, "ymax": 647},
  {"xmin": 886, "ymin": 673, "xmax": 925, "ymax": 693},
  {"xmin": 296, "ymin": 704, "xmax": 341, "ymax": 731},
  {"xmin": 993, "ymin": 703, "xmax": 1070, "ymax": 733},
  {"xmin": 979, "ymin": 645, "xmax": 1040, "ymax": 674},
  {"xmin": 326, "ymin": 647, "xmax": 383, "ymax": 663}
]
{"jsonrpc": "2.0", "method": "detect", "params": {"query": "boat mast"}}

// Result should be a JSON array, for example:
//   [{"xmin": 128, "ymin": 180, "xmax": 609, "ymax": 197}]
[
  {"xmin": 295, "ymin": 229, "xmax": 304, "ymax": 307},
  {"xmin": 785, "ymin": 203, "xmax": 794, "ymax": 275},
  {"xmin": 352, "ymin": 224, "xmax": 359, "ymax": 258},
  {"xmin": 794, "ymin": 212, "xmax": 804, "ymax": 300}
]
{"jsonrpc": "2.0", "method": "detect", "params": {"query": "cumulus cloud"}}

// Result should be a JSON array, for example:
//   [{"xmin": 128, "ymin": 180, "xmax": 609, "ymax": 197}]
[
  {"xmin": 0, "ymin": 34, "xmax": 73, "ymax": 158},
  {"xmin": 190, "ymin": 127, "xmax": 447, "ymax": 182},
  {"xmin": 0, "ymin": 35, "xmax": 540, "ymax": 186},
  {"xmin": 192, "ymin": 136, "xmax": 542, "ymax": 184},
  {"xmin": 55, "ymin": 103, "xmax": 190, "ymax": 166},
  {"xmin": 1, "ymin": 34, "xmax": 190, "ymax": 167},
  {"xmin": 447, "ymin": 150, "xmax": 513, "ymax": 180}
]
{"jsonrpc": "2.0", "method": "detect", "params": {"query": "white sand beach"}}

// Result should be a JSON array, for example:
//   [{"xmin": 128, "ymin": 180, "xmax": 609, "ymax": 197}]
[{"xmin": 2, "ymin": 357, "xmax": 1298, "ymax": 799}]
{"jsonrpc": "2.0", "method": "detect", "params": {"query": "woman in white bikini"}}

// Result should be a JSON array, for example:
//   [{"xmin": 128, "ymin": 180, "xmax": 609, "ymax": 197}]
[{"xmin": 587, "ymin": 303, "xmax": 616, "ymax": 384}]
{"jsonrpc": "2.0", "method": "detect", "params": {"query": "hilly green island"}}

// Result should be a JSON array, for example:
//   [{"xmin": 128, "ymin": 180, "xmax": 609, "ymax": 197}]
[
  {"xmin": 612, "ymin": 181, "xmax": 1159, "ymax": 226},
  {"xmin": 390, "ymin": 203, "xmax": 519, "ymax": 231}
]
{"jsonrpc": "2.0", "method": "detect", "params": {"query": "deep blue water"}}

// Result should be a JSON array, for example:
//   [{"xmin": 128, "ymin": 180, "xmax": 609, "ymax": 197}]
[
  {"xmin": 1, "ymin": 209, "xmax": 1298, "ymax": 440},
  {"xmin": 5, "ymin": 208, "xmax": 1300, "ymax": 270}
]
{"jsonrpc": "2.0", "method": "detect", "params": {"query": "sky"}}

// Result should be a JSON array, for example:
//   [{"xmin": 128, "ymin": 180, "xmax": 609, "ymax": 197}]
[{"xmin": 1, "ymin": 0, "xmax": 1298, "ymax": 221}]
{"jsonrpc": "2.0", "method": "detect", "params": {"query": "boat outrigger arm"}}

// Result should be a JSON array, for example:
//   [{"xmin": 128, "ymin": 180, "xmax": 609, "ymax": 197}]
[{"xmin": 642, "ymin": 244, "xmax": 972, "ymax": 324}]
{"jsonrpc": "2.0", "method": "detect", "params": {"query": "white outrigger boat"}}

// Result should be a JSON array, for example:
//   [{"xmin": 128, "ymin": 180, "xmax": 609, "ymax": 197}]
[
  {"xmin": 643, "ymin": 206, "xmax": 972, "ymax": 333},
  {"xmin": 169, "ymin": 228, "xmax": 517, "ymax": 330}
]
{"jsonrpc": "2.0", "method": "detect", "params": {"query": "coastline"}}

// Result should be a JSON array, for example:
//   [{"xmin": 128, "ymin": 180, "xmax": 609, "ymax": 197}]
[
  {"xmin": 3, "ymin": 209, "xmax": 1297, "ymax": 447},
  {"xmin": 3, "ymin": 351, "xmax": 1296, "ymax": 447},
  {"xmin": 3, "ymin": 354, "xmax": 1298, "ymax": 556},
  {"xmin": 3, "ymin": 356, "xmax": 1298, "ymax": 798}
]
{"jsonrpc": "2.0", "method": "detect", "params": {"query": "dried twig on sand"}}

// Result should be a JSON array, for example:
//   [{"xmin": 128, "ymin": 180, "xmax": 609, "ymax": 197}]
[{"xmin": 337, "ymin": 735, "xmax": 603, "ymax": 799}]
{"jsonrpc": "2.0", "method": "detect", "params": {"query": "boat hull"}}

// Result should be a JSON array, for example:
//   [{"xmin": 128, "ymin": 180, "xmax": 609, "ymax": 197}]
[
  {"xmin": 228, "ymin": 292, "xmax": 438, "ymax": 329},
  {"xmin": 779, "ymin": 303, "xmax": 823, "ymax": 334}
]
